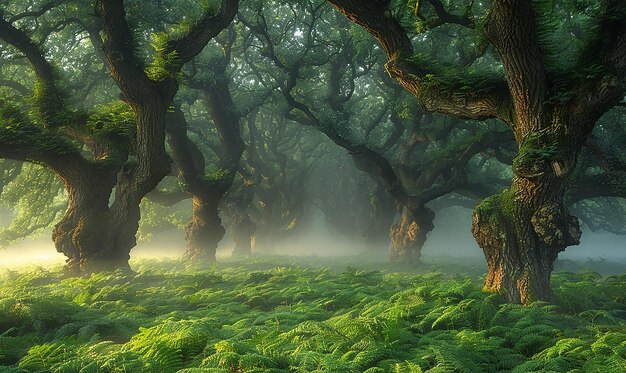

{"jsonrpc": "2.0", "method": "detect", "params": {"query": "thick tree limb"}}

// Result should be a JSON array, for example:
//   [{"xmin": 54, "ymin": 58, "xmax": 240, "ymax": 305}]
[
  {"xmin": 0, "ymin": 12, "xmax": 66, "ymax": 127},
  {"xmin": 325, "ymin": 0, "xmax": 507, "ymax": 121},
  {"xmin": 168, "ymin": 0, "xmax": 238, "ymax": 64},
  {"xmin": 485, "ymin": 0, "xmax": 548, "ymax": 137},
  {"xmin": 97, "ymin": 0, "xmax": 155, "ymax": 103}
]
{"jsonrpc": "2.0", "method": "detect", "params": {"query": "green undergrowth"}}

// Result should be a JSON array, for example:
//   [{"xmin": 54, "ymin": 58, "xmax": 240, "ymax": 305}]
[{"xmin": 0, "ymin": 256, "xmax": 624, "ymax": 372}]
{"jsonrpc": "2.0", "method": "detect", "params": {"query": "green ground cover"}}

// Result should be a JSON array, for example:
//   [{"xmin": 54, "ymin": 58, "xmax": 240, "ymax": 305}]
[{"xmin": 0, "ymin": 256, "xmax": 624, "ymax": 372}]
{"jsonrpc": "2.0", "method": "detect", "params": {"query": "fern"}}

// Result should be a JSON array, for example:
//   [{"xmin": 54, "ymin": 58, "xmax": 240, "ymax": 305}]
[{"xmin": 0, "ymin": 257, "xmax": 624, "ymax": 372}]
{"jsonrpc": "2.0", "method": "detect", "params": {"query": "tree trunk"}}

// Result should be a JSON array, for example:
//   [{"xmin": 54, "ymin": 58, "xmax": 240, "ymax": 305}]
[
  {"xmin": 88, "ymin": 102, "xmax": 171, "ymax": 272},
  {"xmin": 77, "ymin": 212, "xmax": 137, "ymax": 273},
  {"xmin": 224, "ymin": 176, "xmax": 256, "ymax": 257},
  {"xmin": 183, "ymin": 195, "xmax": 225, "ymax": 262},
  {"xmin": 251, "ymin": 226, "xmax": 272, "ymax": 253},
  {"xmin": 472, "ymin": 139, "xmax": 582, "ymax": 304},
  {"xmin": 472, "ymin": 0, "xmax": 621, "ymax": 304},
  {"xmin": 92, "ymin": 192, "xmax": 140, "ymax": 273},
  {"xmin": 389, "ymin": 205, "xmax": 434, "ymax": 264},
  {"xmin": 52, "ymin": 216, "xmax": 81, "ymax": 274},
  {"xmin": 51, "ymin": 172, "xmax": 135, "ymax": 274},
  {"xmin": 251, "ymin": 192, "xmax": 277, "ymax": 253},
  {"xmin": 231, "ymin": 210, "xmax": 255, "ymax": 257}
]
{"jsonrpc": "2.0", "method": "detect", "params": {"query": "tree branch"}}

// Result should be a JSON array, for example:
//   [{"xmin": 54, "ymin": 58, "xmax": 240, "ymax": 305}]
[
  {"xmin": 8, "ymin": 0, "xmax": 63, "ymax": 23},
  {"xmin": 168, "ymin": 0, "xmax": 239, "ymax": 64},
  {"xmin": 325, "ymin": 0, "xmax": 507, "ymax": 121},
  {"xmin": 0, "ymin": 79, "xmax": 29, "ymax": 96},
  {"xmin": 0, "ymin": 11, "xmax": 67, "ymax": 127},
  {"xmin": 96, "ymin": 0, "xmax": 154, "ymax": 103}
]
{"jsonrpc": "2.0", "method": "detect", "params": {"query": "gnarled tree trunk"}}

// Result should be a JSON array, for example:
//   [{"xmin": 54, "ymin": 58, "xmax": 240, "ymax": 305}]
[
  {"xmin": 324, "ymin": 0, "xmax": 625, "ymax": 305},
  {"xmin": 183, "ymin": 195, "xmax": 225, "ymax": 262},
  {"xmin": 98, "ymin": 0, "xmax": 239, "ymax": 267},
  {"xmin": 472, "ymin": 129, "xmax": 583, "ymax": 304},
  {"xmin": 51, "ymin": 168, "xmax": 137, "ymax": 273},
  {"xmin": 472, "ymin": 183, "xmax": 582, "ymax": 304},
  {"xmin": 166, "ymin": 101, "xmax": 240, "ymax": 262},
  {"xmin": 469, "ymin": 0, "xmax": 621, "ymax": 304},
  {"xmin": 389, "ymin": 205, "xmax": 434, "ymax": 264}
]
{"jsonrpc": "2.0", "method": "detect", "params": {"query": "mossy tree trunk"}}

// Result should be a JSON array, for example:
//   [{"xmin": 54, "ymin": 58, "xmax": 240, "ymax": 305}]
[
  {"xmin": 164, "ymin": 25, "xmax": 244, "ymax": 262},
  {"xmin": 52, "ymin": 173, "xmax": 120, "ymax": 273},
  {"xmin": 324, "ymin": 0, "xmax": 625, "ymax": 303},
  {"xmin": 0, "ymin": 10, "xmax": 133, "ymax": 273},
  {"xmin": 1, "ymin": 0, "xmax": 239, "ymax": 272},
  {"xmin": 472, "ymin": 171, "xmax": 581, "ymax": 303},
  {"xmin": 389, "ymin": 204, "xmax": 434, "ymax": 264},
  {"xmin": 167, "ymin": 78, "xmax": 244, "ymax": 261},
  {"xmin": 99, "ymin": 0, "xmax": 239, "ymax": 266},
  {"xmin": 98, "ymin": 100, "xmax": 172, "ymax": 271},
  {"xmin": 167, "ymin": 107, "xmax": 228, "ymax": 263},
  {"xmin": 470, "ymin": 0, "xmax": 622, "ymax": 304},
  {"xmin": 0, "ymin": 124, "xmax": 136, "ymax": 274}
]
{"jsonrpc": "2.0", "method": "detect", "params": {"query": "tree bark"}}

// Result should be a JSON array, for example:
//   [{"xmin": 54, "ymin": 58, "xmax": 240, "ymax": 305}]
[
  {"xmin": 97, "ymin": 0, "xmax": 239, "ymax": 267},
  {"xmin": 182, "ymin": 195, "xmax": 224, "ymax": 262},
  {"xmin": 0, "ymin": 122, "xmax": 134, "ymax": 273},
  {"xmin": 230, "ymin": 209, "xmax": 255, "ymax": 257},
  {"xmin": 389, "ymin": 205, "xmax": 434, "ymax": 264},
  {"xmin": 97, "ymin": 100, "xmax": 170, "ymax": 271},
  {"xmin": 472, "ymin": 173, "xmax": 581, "ymax": 304},
  {"xmin": 1, "ymin": 0, "xmax": 239, "ymax": 273},
  {"xmin": 324, "ymin": 0, "xmax": 625, "ymax": 305},
  {"xmin": 472, "ymin": 119, "xmax": 585, "ymax": 304},
  {"xmin": 470, "ymin": 0, "xmax": 623, "ymax": 304},
  {"xmin": 166, "ymin": 108, "xmax": 228, "ymax": 263},
  {"xmin": 166, "ymin": 77, "xmax": 244, "ymax": 261},
  {"xmin": 224, "ymin": 177, "xmax": 256, "ymax": 257},
  {"xmin": 50, "ymin": 167, "xmax": 136, "ymax": 273}
]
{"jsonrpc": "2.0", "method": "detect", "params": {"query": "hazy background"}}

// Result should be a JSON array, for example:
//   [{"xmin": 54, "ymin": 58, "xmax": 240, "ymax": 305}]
[{"xmin": 1, "ymin": 205, "xmax": 624, "ymax": 269}]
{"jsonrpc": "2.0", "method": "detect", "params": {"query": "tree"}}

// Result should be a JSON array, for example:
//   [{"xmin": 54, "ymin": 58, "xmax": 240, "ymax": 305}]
[
  {"xmin": 0, "ymin": 0, "xmax": 238, "ymax": 272},
  {"xmin": 325, "ymin": 0, "xmax": 625, "ymax": 303},
  {"xmin": 309, "ymin": 149, "xmax": 385, "ymax": 247},
  {"xmin": 243, "ymin": 110, "xmax": 320, "ymax": 253},
  {"xmin": 165, "ymin": 27, "xmax": 245, "ymax": 262},
  {"xmin": 241, "ymin": 0, "xmax": 512, "ymax": 264}
]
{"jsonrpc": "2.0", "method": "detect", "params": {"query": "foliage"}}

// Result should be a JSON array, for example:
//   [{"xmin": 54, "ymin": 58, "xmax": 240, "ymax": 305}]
[
  {"xmin": 0, "ymin": 101, "xmax": 80, "ymax": 157},
  {"xmin": 0, "ymin": 257, "xmax": 624, "ymax": 372},
  {"xmin": 86, "ymin": 101, "xmax": 136, "ymax": 153},
  {"xmin": 0, "ymin": 163, "xmax": 65, "ymax": 247},
  {"xmin": 145, "ymin": 32, "xmax": 182, "ymax": 82},
  {"xmin": 137, "ymin": 196, "xmax": 190, "ymax": 242},
  {"xmin": 513, "ymin": 130, "xmax": 561, "ymax": 175}
]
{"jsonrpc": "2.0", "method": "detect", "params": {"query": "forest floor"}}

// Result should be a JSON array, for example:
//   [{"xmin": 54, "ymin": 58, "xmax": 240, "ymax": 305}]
[{"xmin": 0, "ymin": 255, "xmax": 624, "ymax": 372}]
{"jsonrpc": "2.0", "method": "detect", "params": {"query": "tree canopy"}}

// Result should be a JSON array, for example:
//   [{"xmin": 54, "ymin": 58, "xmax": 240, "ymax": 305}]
[{"xmin": 0, "ymin": 0, "xmax": 624, "ymax": 305}]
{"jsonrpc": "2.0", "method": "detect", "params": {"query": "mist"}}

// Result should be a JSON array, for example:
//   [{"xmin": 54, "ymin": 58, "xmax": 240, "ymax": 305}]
[
  {"xmin": 1, "ymin": 0, "xmax": 626, "ymax": 370},
  {"xmin": 3, "ymin": 204, "xmax": 624, "ymax": 270}
]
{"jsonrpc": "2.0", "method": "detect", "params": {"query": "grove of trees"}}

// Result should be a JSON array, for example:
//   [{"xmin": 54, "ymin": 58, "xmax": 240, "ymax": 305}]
[{"xmin": 1, "ymin": 0, "xmax": 625, "ymax": 305}]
